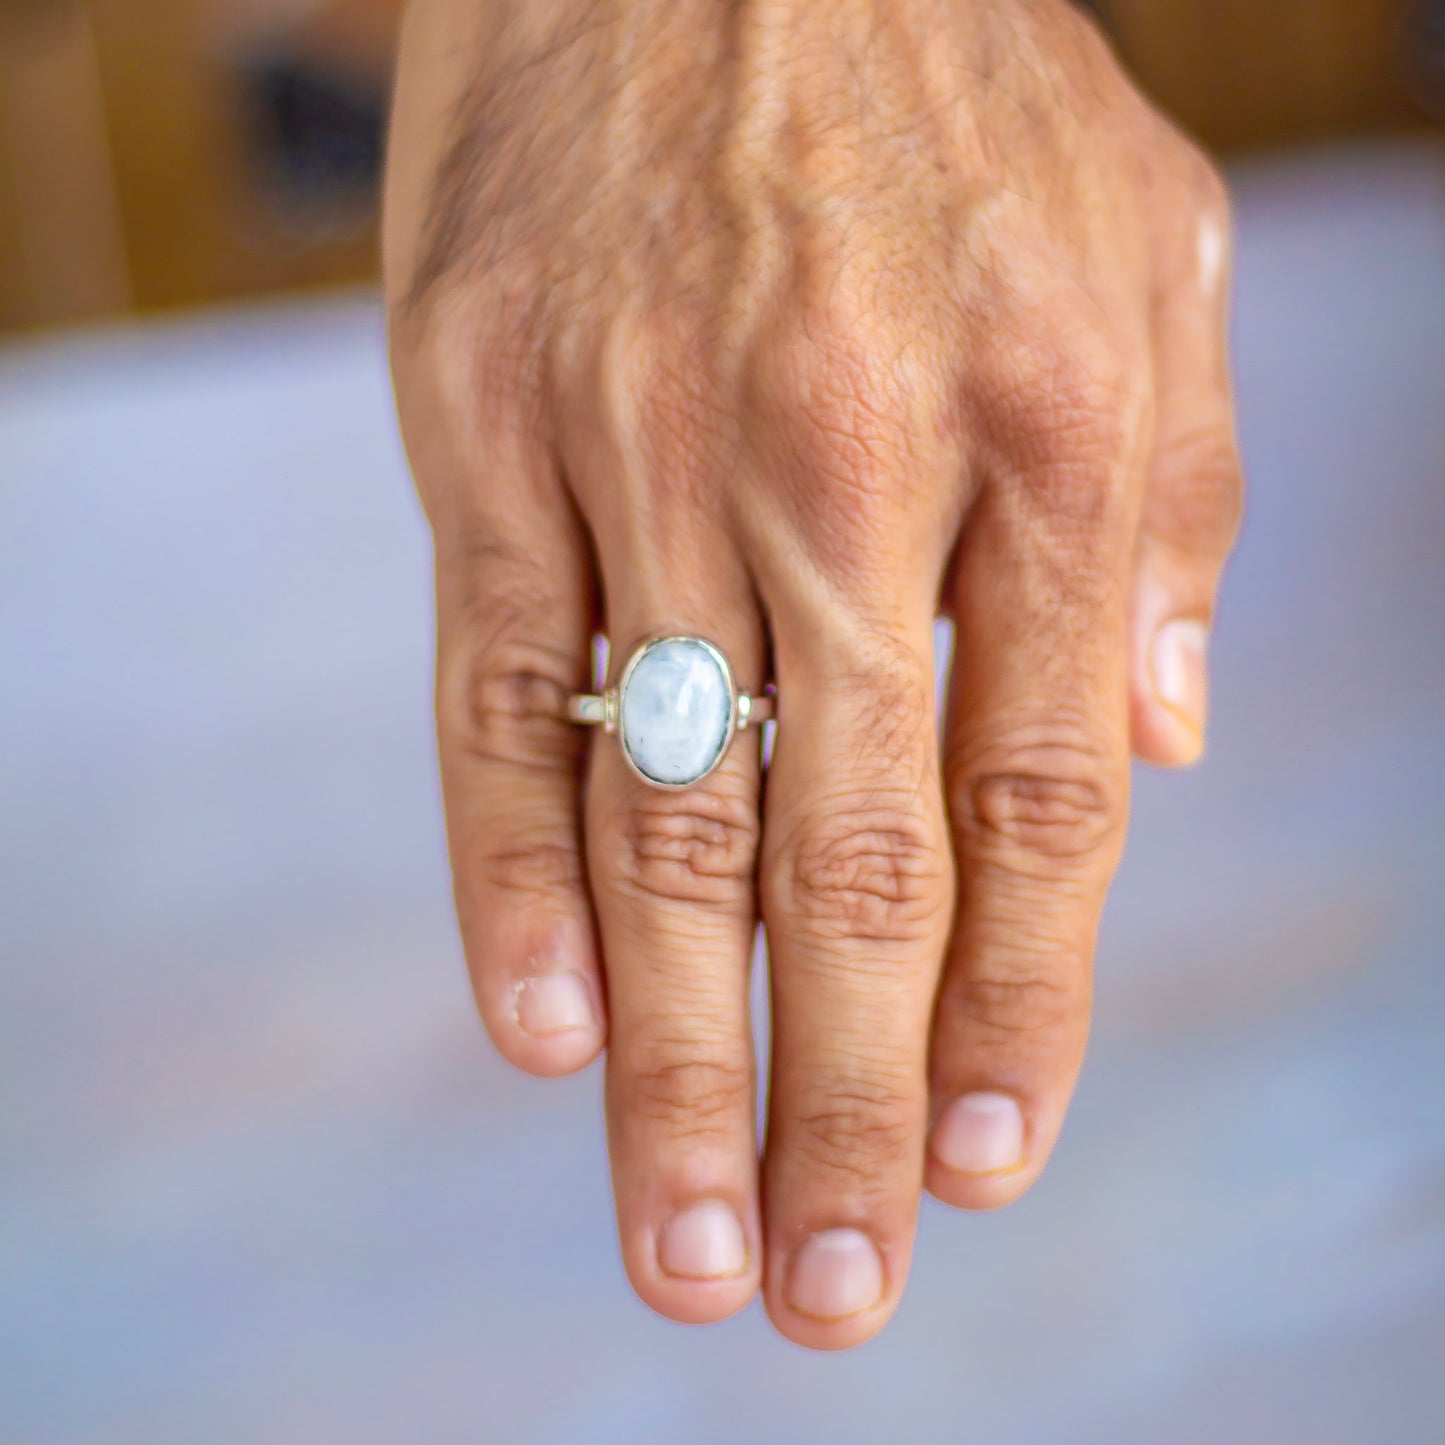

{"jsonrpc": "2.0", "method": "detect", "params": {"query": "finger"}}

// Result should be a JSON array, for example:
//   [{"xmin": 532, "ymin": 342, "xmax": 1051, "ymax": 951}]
[
  {"xmin": 927, "ymin": 345, "xmax": 1141, "ymax": 1212},
  {"xmin": 1132, "ymin": 154, "xmax": 1245, "ymax": 768},
  {"xmin": 563, "ymin": 411, "xmax": 767, "ymax": 1323},
  {"xmin": 588, "ymin": 604, "xmax": 766, "ymax": 1323},
  {"xmin": 398, "ymin": 342, "xmax": 606, "ymax": 1079},
  {"xmin": 759, "ymin": 614, "xmax": 953, "ymax": 1351}
]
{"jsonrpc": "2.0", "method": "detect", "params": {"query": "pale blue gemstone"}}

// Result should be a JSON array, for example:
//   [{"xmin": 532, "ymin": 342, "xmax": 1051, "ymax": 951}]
[{"xmin": 619, "ymin": 640, "xmax": 733, "ymax": 786}]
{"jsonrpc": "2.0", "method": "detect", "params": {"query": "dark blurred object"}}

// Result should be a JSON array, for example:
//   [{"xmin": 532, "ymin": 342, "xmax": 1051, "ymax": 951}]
[
  {"xmin": 236, "ymin": 0, "xmax": 397, "ymax": 239},
  {"xmin": 238, "ymin": 52, "xmax": 386, "ymax": 242}
]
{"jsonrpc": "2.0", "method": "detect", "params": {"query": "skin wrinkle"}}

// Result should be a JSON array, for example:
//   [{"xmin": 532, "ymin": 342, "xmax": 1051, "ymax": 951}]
[{"xmin": 385, "ymin": 0, "xmax": 1245, "ymax": 1351}]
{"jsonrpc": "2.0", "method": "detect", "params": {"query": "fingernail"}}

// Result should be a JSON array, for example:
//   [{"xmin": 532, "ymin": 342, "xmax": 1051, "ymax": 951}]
[
  {"xmin": 1151, "ymin": 618, "xmax": 1209, "ymax": 737},
  {"xmin": 514, "ymin": 973, "xmax": 595, "ymax": 1036},
  {"xmin": 786, "ymin": 1228, "xmax": 884, "ymax": 1320},
  {"xmin": 931, "ymin": 1092, "xmax": 1026, "ymax": 1176},
  {"xmin": 658, "ymin": 1201, "xmax": 748, "ymax": 1280}
]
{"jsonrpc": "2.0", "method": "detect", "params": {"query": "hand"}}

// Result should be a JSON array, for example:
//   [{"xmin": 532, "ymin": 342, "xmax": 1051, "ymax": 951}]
[{"xmin": 384, "ymin": 0, "xmax": 1241, "ymax": 1350}]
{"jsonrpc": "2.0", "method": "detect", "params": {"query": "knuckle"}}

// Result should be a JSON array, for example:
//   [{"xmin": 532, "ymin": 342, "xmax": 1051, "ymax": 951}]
[
  {"xmin": 400, "ymin": 285, "xmax": 546, "ymax": 432},
  {"xmin": 1153, "ymin": 135, "xmax": 1232, "ymax": 293},
  {"xmin": 771, "ymin": 803, "xmax": 951, "ymax": 948},
  {"xmin": 626, "ymin": 1054, "xmax": 752, "ymax": 1136},
  {"xmin": 945, "ymin": 948, "xmax": 1087, "ymax": 1041},
  {"xmin": 471, "ymin": 832, "xmax": 584, "ymax": 898},
  {"xmin": 743, "ymin": 301, "xmax": 955, "ymax": 590},
  {"xmin": 1027, "ymin": 330, "xmax": 1146, "ymax": 468},
  {"xmin": 612, "ymin": 786, "xmax": 759, "ymax": 908},
  {"xmin": 790, "ymin": 1073, "xmax": 920, "ymax": 1182},
  {"xmin": 949, "ymin": 732, "xmax": 1125, "ymax": 872},
  {"xmin": 749, "ymin": 305, "xmax": 927, "ymax": 508},
  {"xmin": 1180, "ymin": 140, "xmax": 1232, "ymax": 228},
  {"xmin": 984, "ymin": 312, "xmax": 1149, "ymax": 532},
  {"xmin": 438, "ymin": 627, "xmax": 583, "ymax": 774},
  {"xmin": 606, "ymin": 308, "xmax": 727, "ymax": 475},
  {"xmin": 1153, "ymin": 424, "xmax": 1245, "ymax": 554}
]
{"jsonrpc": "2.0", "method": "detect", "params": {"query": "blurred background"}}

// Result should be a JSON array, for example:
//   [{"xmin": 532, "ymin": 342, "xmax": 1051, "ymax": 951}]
[{"xmin": 2, "ymin": 2, "xmax": 1443, "ymax": 1442}]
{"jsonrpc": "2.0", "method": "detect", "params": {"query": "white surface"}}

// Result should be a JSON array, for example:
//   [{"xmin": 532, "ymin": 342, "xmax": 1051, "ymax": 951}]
[{"xmin": 2, "ymin": 142, "xmax": 1444, "ymax": 1444}]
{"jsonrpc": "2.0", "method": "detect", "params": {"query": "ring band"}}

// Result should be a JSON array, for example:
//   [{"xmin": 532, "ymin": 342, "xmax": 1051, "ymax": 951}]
[{"xmin": 566, "ymin": 635, "xmax": 776, "ymax": 789}]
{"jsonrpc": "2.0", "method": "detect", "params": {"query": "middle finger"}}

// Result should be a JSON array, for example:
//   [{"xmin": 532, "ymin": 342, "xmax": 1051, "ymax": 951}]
[{"xmin": 560, "ymin": 388, "xmax": 767, "ymax": 1327}]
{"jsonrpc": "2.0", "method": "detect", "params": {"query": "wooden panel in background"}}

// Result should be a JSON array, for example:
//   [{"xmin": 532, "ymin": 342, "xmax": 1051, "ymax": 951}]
[
  {"xmin": 1107, "ymin": 0, "xmax": 1424, "ymax": 150},
  {"xmin": 0, "ymin": 1, "xmax": 130, "ymax": 330}
]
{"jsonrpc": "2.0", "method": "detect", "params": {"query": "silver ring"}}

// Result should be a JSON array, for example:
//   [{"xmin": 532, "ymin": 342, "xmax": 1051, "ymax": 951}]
[{"xmin": 566, "ymin": 634, "xmax": 776, "ymax": 790}]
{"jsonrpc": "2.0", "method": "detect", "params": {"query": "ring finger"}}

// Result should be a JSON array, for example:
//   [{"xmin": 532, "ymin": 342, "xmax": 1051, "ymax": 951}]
[{"xmin": 561, "ymin": 428, "xmax": 767, "ymax": 1326}]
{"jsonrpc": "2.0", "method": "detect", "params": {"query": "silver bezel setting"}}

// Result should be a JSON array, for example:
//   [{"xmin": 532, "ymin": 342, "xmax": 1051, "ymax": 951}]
[{"xmin": 613, "ymin": 634, "xmax": 738, "ymax": 790}]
